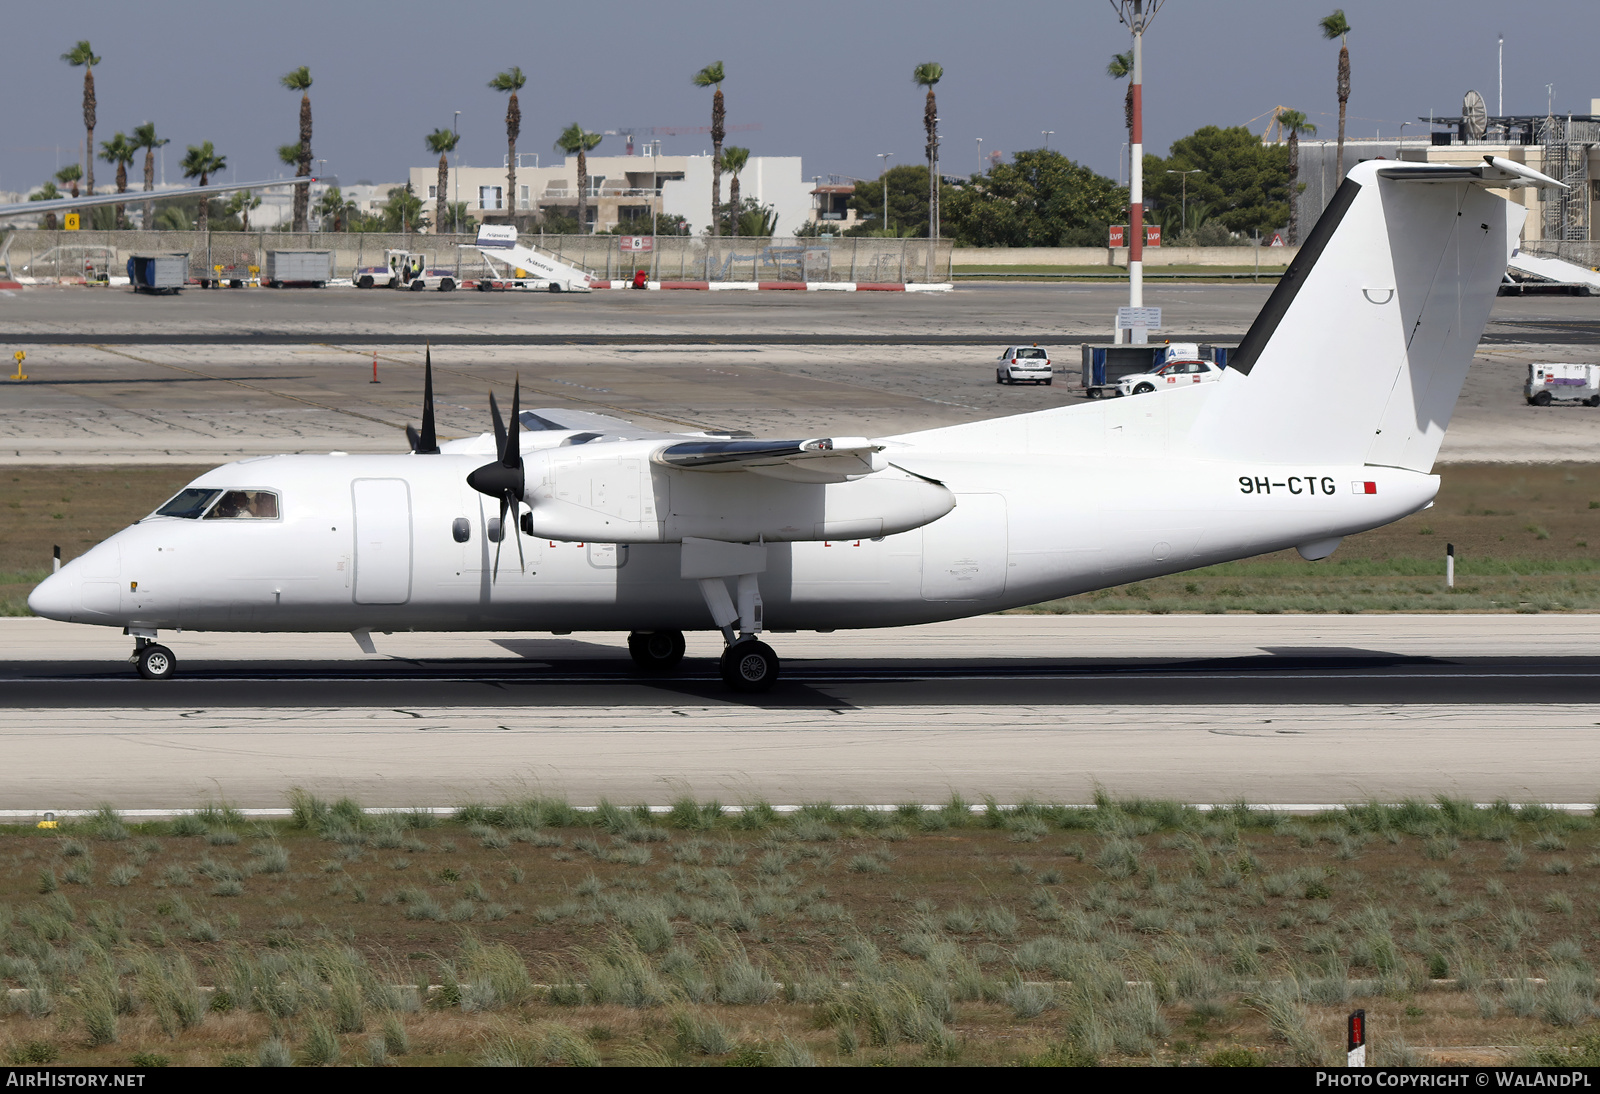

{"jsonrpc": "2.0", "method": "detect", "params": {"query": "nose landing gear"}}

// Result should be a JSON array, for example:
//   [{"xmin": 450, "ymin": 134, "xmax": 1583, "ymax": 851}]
[{"xmin": 130, "ymin": 635, "xmax": 177, "ymax": 680}]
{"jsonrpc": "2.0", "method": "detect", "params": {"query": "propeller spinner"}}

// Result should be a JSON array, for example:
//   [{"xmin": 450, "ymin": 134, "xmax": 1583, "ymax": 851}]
[{"xmin": 466, "ymin": 378, "xmax": 526, "ymax": 579}]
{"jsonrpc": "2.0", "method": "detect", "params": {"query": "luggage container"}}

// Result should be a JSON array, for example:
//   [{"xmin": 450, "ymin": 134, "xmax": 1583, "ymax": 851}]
[
  {"xmin": 263, "ymin": 250, "xmax": 332, "ymax": 288},
  {"xmin": 1525, "ymin": 362, "xmax": 1600, "ymax": 407},
  {"xmin": 127, "ymin": 253, "xmax": 188, "ymax": 295}
]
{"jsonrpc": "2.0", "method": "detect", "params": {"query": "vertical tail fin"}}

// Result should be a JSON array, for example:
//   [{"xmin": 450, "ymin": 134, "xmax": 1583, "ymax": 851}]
[{"xmin": 1192, "ymin": 157, "xmax": 1555, "ymax": 471}]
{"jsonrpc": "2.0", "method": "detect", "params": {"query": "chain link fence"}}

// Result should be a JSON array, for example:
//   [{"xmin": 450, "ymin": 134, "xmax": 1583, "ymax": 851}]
[{"xmin": 1, "ymin": 230, "xmax": 954, "ymax": 284}]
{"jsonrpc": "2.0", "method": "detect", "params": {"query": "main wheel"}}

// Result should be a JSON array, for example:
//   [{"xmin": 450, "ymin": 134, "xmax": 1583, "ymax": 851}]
[
  {"xmin": 719, "ymin": 640, "xmax": 779, "ymax": 693},
  {"xmin": 135, "ymin": 644, "xmax": 176, "ymax": 680},
  {"xmin": 1134, "ymin": 382, "xmax": 1156, "ymax": 395},
  {"xmin": 628, "ymin": 630, "xmax": 686, "ymax": 673},
  {"xmin": 1533, "ymin": 391, "xmax": 1553, "ymax": 407}
]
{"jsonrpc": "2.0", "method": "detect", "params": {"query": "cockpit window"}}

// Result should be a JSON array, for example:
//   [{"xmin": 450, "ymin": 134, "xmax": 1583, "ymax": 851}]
[
  {"xmin": 203, "ymin": 490, "xmax": 280, "ymax": 520},
  {"xmin": 155, "ymin": 488, "xmax": 222, "ymax": 519}
]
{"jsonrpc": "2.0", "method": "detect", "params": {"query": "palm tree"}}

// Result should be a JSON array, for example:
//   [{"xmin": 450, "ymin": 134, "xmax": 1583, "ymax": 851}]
[
  {"xmin": 692, "ymin": 62, "xmax": 726, "ymax": 236},
  {"xmin": 98, "ymin": 133, "xmax": 136, "ymax": 228},
  {"xmin": 721, "ymin": 146, "xmax": 749, "ymax": 237},
  {"xmin": 1275, "ymin": 109, "xmax": 1317, "ymax": 245},
  {"xmin": 488, "ymin": 67, "xmax": 526, "ymax": 223},
  {"xmin": 30, "ymin": 182, "xmax": 62, "ymax": 229},
  {"xmin": 913, "ymin": 63, "xmax": 943, "ymax": 240},
  {"xmin": 554, "ymin": 123, "xmax": 604, "ymax": 234},
  {"xmin": 280, "ymin": 66, "xmax": 313, "ymax": 231},
  {"xmin": 130, "ymin": 123, "xmax": 168, "ymax": 230},
  {"xmin": 1319, "ymin": 9, "xmax": 1352, "ymax": 179},
  {"xmin": 55, "ymin": 164, "xmax": 81, "ymax": 200},
  {"xmin": 313, "ymin": 186, "xmax": 358, "ymax": 232},
  {"xmin": 61, "ymin": 41, "xmax": 101, "ymax": 198},
  {"xmin": 225, "ymin": 190, "xmax": 262, "ymax": 232},
  {"xmin": 1107, "ymin": 50, "xmax": 1134, "ymax": 162},
  {"xmin": 425, "ymin": 128, "xmax": 461, "ymax": 235},
  {"xmin": 180, "ymin": 142, "xmax": 227, "ymax": 233}
]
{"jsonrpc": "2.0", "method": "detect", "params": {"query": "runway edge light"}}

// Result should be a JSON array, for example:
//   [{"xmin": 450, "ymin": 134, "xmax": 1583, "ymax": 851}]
[{"xmin": 37, "ymin": 812, "xmax": 57, "ymax": 830}]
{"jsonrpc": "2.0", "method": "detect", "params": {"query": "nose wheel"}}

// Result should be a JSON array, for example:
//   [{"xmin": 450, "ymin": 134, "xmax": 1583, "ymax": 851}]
[
  {"xmin": 720, "ymin": 640, "xmax": 779, "ymax": 693},
  {"xmin": 132, "ymin": 640, "xmax": 177, "ymax": 680}
]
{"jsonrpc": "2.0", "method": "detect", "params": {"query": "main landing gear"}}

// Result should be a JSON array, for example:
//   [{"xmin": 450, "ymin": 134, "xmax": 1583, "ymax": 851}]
[
  {"xmin": 685, "ymin": 540, "xmax": 782, "ymax": 693},
  {"xmin": 130, "ymin": 633, "xmax": 177, "ymax": 680}
]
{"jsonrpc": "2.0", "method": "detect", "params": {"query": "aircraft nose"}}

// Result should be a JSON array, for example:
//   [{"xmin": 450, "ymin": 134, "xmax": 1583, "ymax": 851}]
[{"xmin": 27, "ymin": 569, "xmax": 79, "ymax": 621}]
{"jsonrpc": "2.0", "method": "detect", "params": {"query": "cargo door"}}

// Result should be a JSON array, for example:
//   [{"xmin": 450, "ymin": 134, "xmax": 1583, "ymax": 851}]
[{"xmin": 352, "ymin": 479, "xmax": 412, "ymax": 604}]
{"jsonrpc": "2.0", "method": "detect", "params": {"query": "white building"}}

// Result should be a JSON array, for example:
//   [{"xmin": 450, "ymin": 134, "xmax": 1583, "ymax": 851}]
[{"xmin": 408, "ymin": 151, "xmax": 813, "ymax": 235}]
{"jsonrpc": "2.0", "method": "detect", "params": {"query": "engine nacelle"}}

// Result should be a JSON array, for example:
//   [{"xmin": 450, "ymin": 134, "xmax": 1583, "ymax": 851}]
[{"xmin": 521, "ymin": 447, "xmax": 955, "ymax": 543}]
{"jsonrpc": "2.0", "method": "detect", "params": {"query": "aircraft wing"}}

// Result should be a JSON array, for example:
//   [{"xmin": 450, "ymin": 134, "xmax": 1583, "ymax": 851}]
[
  {"xmin": 0, "ymin": 176, "xmax": 315, "ymax": 220},
  {"xmin": 655, "ymin": 436, "xmax": 884, "ymax": 483}
]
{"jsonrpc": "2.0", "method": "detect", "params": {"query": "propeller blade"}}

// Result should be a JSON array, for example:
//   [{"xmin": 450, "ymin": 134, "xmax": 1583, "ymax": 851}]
[
  {"xmin": 489, "ymin": 391, "xmax": 507, "ymax": 458},
  {"xmin": 510, "ymin": 494, "xmax": 526, "ymax": 573},
  {"xmin": 493, "ymin": 495, "xmax": 507, "ymax": 581},
  {"xmin": 406, "ymin": 423, "xmax": 422, "ymax": 453},
  {"xmin": 503, "ymin": 376, "xmax": 522, "ymax": 470},
  {"xmin": 417, "ymin": 345, "xmax": 439, "ymax": 454}
]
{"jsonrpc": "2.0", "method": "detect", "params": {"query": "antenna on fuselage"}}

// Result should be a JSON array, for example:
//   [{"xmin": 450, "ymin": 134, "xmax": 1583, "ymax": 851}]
[{"xmin": 406, "ymin": 344, "xmax": 441, "ymax": 455}]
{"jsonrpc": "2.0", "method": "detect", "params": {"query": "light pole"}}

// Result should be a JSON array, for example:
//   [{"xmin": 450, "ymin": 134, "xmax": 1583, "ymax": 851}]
[
  {"xmin": 452, "ymin": 111, "xmax": 461, "ymax": 235},
  {"xmin": 877, "ymin": 153, "xmax": 894, "ymax": 233},
  {"xmin": 811, "ymin": 175, "xmax": 821, "ymax": 231},
  {"xmin": 1165, "ymin": 168, "xmax": 1200, "ymax": 234},
  {"xmin": 315, "ymin": 159, "xmax": 327, "ymax": 231},
  {"xmin": 1041, "ymin": 130, "xmax": 1055, "ymax": 150},
  {"xmin": 1113, "ymin": 0, "xmax": 1164, "ymax": 336},
  {"xmin": 975, "ymin": 137, "xmax": 983, "ymax": 173}
]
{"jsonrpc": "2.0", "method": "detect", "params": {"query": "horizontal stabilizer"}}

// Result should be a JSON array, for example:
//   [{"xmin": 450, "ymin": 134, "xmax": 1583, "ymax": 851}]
[{"xmin": 1376, "ymin": 155, "xmax": 1563, "ymax": 190}]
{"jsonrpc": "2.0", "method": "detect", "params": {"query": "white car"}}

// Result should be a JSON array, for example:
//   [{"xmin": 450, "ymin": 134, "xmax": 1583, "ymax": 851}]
[
  {"xmin": 996, "ymin": 346, "xmax": 1053, "ymax": 385},
  {"xmin": 1118, "ymin": 357, "xmax": 1224, "ymax": 396}
]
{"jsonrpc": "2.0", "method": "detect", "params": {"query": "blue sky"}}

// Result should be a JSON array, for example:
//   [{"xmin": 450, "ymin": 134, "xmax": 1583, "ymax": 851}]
[{"xmin": 2, "ymin": 0, "xmax": 1595, "ymax": 195}]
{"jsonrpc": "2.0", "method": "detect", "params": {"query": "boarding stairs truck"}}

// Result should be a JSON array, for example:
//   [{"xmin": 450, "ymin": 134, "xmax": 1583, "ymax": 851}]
[
  {"xmin": 473, "ymin": 225, "xmax": 594, "ymax": 293},
  {"xmin": 1503, "ymin": 249, "xmax": 1600, "ymax": 296}
]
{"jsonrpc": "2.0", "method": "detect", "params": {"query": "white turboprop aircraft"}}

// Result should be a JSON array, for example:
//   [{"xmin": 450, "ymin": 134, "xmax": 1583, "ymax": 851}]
[{"xmin": 27, "ymin": 157, "xmax": 1559, "ymax": 691}]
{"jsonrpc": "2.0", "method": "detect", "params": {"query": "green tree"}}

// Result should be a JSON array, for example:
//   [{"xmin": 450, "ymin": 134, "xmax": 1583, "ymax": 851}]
[
  {"xmin": 692, "ymin": 62, "xmax": 726, "ymax": 236},
  {"xmin": 1107, "ymin": 51, "xmax": 1134, "ymax": 156},
  {"xmin": 424, "ymin": 128, "xmax": 461, "ymax": 235},
  {"xmin": 225, "ymin": 190, "xmax": 262, "ymax": 232},
  {"xmin": 554, "ymin": 123, "xmax": 603, "ymax": 234},
  {"xmin": 1142, "ymin": 125, "xmax": 1289, "ymax": 239},
  {"xmin": 847, "ymin": 164, "xmax": 946, "ymax": 238},
  {"xmin": 129, "ymin": 123, "xmax": 168, "ymax": 230},
  {"xmin": 98, "ymin": 132, "xmax": 136, "ymax": 228},
  {"xmin": 720, "ymin": 146, "xmax": 749, "ymax": 237},
  {"xmin": 179, "ymin": 142, "xmax": 226, "ymax": 232},
  {"xmin": 381, "ymin": 183, "xmax": 426, "ymax": 234},
  {"xmin": 1319, "ymin": 9, "xmax": 1353, "ymax": 179},
  {"xmin": 313, "ymin": 185, "xmax": 358, "ymax": 232},
  {"xmin": 942, "ymin": 150, "xmax": 1126, "ymax": 247},
  {"xmin": 280, "ymin": 66, "xmax": 313, "ymax": 231},
  {"xmin": 913, "ymin": 62, "xmax": 944, "ymax": 241},
  {"xmin": 488, "ymin": 66, "xmax": 526, "ymax": 223},
  {"xmin": 61, "ymin": 41, "xmax": 101, "ymax": 198},
  {"xmin": 29, "ymin": 182, "xmax": 61, "ymax": 229},
  {"xmin": 55, "ymin": 164, "xmax": 81, "ymax": 199},
  {"xmin": 1274, "ymin": 110, "xmax": 1316, "ymax": 244}
]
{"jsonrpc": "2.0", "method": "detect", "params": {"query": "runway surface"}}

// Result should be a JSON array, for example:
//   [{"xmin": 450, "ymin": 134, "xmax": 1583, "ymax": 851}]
[{"xmin": 3, "ymin": 616, "xmax": 1596, "ymax": 809}]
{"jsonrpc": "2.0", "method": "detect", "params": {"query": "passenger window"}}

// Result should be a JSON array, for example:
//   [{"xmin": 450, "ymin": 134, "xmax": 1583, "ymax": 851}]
[
  {"xmin": 452, "ymin": 517, "xmax": 471, "ymax": 543},
  {"xmin": 156, "ymin": 488, "xmax": 221, "ymax": 519},
  {"xmin": 203, "ymin": 490, "xmax": 280, "ymax": 520}
]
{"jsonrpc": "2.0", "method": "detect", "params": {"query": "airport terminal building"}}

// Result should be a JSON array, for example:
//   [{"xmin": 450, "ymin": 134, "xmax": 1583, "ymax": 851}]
[{"xmin": 408, "ymin": 152, "xmax": 814, "ymax": 237}]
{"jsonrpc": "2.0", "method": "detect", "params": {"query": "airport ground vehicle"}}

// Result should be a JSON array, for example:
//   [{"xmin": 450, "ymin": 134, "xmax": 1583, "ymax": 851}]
[
  {"xmin": 1116, "ymin": 343, "xmax": 1226, "ymax": 396},
  {"xmin": 354, "ymin": 250, "xmax": 457, "ymax": 291},
  {"xmin": 995, "ymin": 346, "xmax": 1053, "ymax": 385},
  {"xmin": 1525, "ymin": 362, "xmax": 1600, "ymax": 407},
  {"xmin": 473, "ymin": 226, "xmax": 593, "ymax": 293}
]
